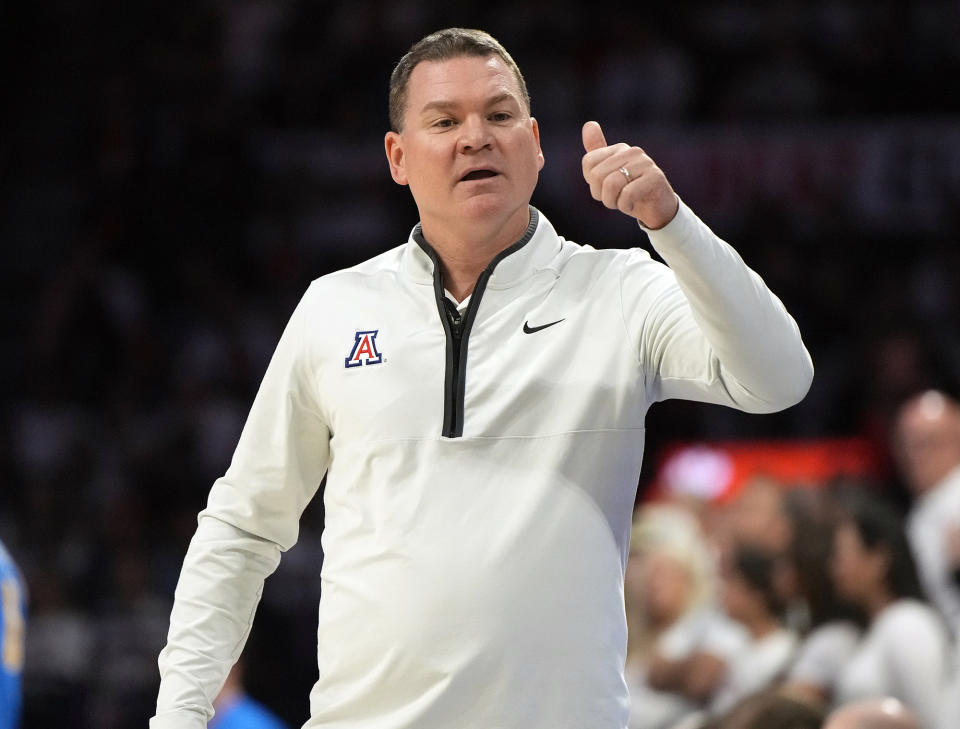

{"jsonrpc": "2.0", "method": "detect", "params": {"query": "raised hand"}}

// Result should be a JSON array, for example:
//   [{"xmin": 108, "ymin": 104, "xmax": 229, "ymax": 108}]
[{"xmin": 581, "ymin": 121, "xmax": 679, "ymax": 230}]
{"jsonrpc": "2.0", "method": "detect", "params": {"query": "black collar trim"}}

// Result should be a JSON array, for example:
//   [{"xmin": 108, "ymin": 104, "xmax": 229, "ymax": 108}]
[{"xmin": 412, "ymin": 206, "xmax": 540, "ymax": 277}]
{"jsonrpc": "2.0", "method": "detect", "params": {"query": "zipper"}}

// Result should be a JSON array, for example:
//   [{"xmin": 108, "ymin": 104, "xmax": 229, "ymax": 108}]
[
  {"xmin": 414, "ymin": 208, "xmax": 539, "ymax": 438},
  {"xmin": 442, "ymin": 298, "xmax": 466, "ymax": 435}
]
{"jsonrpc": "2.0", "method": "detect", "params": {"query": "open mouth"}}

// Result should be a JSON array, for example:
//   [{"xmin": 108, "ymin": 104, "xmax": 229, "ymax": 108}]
[{"xmin": 460, "ymin": 169, "xmax": 498, "ymax": 182}]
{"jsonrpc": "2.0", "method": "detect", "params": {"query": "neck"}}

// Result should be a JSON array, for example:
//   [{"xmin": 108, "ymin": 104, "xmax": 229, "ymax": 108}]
[
  {"xmin": 864, "ymin": 588, "xmax": 894, "ymax": 620},
  {"xmin": 420, "ymin": 206, "xmax": 531, "ymax": 302}
]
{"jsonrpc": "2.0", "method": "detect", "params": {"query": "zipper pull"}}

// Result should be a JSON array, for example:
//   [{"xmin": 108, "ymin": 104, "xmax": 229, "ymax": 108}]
[{"xmin": 444, "ymin": 299, "xmax": 464, "ymax": 338}]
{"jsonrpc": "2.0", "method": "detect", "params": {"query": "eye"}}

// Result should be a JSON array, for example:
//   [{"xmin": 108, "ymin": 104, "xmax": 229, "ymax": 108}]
[
  {"xmin": 433, "ymin": 118, "xmax": 457, "ymax": 129},
  {"xmin": 489, "ymin": 111, "xmax": 512, "ymax": 122}
]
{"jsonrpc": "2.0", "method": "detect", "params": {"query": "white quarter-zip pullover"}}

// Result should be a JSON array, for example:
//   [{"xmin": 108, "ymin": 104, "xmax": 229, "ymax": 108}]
[{"xmin": 151, "ymin": 200, "xmax": 812, "ymax": 729}]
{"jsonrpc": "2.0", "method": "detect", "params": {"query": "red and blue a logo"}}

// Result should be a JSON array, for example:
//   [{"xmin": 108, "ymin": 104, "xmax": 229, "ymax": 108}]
[{"xmin": 344, "ymin": 330, "xmax": 383, "ymax": 368}]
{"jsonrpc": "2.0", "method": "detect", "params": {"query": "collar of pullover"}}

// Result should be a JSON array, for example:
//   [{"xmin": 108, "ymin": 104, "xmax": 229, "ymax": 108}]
[{"xmin": 401, "ymin": 206, "xmax": 560, "ymax": 289}]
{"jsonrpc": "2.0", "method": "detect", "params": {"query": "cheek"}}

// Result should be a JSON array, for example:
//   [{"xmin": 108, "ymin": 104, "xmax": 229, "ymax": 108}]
[
  {"xmin": 404, "ymin": 157, "xmax": 449, "ymax": 201},
  {"xmin": 405, "ymin": 138, "xmax": 449, "ymax": 170},
  {"xmin": 508, "ymin": 135, "xmax": 543, "ymax": 173},
  {"xmin": 829, "ymin": 550, "xmax": 845, "ymax": 575},
  {"xmin": 721, "ymin": 581, "xmax": 740, "ymax": 614},
  {"xmin": 407, "ymin": 151, "xmax": 443, "ymax": 179},
  {"xmin": 661, "ymin": 580, "xmax": 690, "ymax": 614},
  {"xmin": 830, "ymin": 553, "xmax": 858, "ymax": 593}
]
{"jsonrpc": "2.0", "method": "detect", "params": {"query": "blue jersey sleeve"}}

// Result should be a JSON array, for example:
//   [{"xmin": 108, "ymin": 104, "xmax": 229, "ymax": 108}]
[
  {"xmin": 0, "ymin": 543, "xmax": 26, "ymax": 729},
  {"xmin": 210, "ymin": 694, "xmax": 289, "ymax": 729}
]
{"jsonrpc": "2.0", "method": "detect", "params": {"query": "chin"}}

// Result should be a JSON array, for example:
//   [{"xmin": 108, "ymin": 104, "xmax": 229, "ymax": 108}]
[
  {"xmin": 458, "ymin": 196, "xmax": 513, "ymax": 221},
  {"xmin": 471, "ymin": 189, "xmax": 532, "ymax": 215}
]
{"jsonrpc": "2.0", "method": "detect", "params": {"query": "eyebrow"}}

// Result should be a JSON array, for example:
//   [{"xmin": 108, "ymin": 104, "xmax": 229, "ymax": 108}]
[{"xmin": 419, "ymin": 92, "xmax": 520, "ymax": 116}]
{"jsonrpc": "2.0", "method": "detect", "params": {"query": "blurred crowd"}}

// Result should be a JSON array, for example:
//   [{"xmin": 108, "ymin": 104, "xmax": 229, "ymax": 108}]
[
  {"xmin": 624, "ymin": 390, "xmax": 960, "ymax": 729},
  {"xmin": 2, "ymin": 1, "xmax": 960, "ymax": 727}
]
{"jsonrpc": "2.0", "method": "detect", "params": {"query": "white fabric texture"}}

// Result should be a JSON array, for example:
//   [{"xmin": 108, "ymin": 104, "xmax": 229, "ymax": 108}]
[
  {"xmin": 708, "ymin": 627, "xmax": 798, "ymax": 716},
  {"xmin": 626, "ymin": 607, "xmax": 729, "ymax": 729},
  {"xmin": 907, "ymin": 465, "xmax": 960, "ymax": 634},
  {"xmin": 834, "ymin": 599, "xmax": 950, "ymax": 729},
  {"xmin": 786, "ymin": 620, "xmax": 861, "ymax": 693},
  {"xmin": 151, "ymin": 201, "xmax": 812, "ymax": 729},
  {"xmin": 625, "ymin": 664, "xmax": 699, "ymax": 729}
]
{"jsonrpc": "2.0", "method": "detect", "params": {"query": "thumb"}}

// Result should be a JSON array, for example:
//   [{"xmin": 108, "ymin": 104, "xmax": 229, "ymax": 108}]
[{"xmin": 582, "ymin": 121, "xmax": 607, "ymax": 153}]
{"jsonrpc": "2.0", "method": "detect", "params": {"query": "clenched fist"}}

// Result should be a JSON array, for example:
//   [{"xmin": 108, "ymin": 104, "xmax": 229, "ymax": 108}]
[{"xmin": 581, "ymin": 121, "xmax": 679, "ymax": 230}]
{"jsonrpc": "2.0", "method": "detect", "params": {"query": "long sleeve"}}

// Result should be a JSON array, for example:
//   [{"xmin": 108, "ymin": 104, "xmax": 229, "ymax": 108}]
[
  {"xmin": 151, "ymin": 286, "xmax": 331, "ymax": 729},
  {"xmin": 624, "ymin": 197, "xmax": 813, "ymax": 413}
]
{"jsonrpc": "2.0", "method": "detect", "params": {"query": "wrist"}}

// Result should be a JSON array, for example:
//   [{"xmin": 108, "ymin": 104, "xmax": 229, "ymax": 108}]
[{"xmin": 639, "ymin": 193, "xmax": 680, "ymax": 231}]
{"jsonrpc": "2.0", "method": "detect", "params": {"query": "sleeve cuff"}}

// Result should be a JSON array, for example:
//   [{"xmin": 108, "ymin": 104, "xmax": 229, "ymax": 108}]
[{"xmin": 638, "ymin": 196, "xmax": 713, "ymax": 261}]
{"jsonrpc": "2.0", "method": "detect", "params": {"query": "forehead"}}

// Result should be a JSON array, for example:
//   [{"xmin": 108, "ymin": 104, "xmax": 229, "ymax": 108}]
[
  {"xmin": 897, "ymin": 405, "xmax": 956, "ymax": 444},
  {"xmin": 405, "ymin": 55, "xmax": 521, "ymax": 111}
]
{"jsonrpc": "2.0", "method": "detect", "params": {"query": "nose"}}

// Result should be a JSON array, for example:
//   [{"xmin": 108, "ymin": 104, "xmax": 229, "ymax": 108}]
[{"xmin": 457, "ymin": 115, "xmax": 493, "ymax": 153}]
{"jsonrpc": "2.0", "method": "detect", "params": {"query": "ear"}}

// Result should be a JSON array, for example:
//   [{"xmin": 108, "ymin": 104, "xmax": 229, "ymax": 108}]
[
  {"xmin": 530, "ymin": 117, "xmax": 545, "ymax": 172},
  {"xmin": 384, "ymin": 131, "xmax": 409, "ymax": 185}
]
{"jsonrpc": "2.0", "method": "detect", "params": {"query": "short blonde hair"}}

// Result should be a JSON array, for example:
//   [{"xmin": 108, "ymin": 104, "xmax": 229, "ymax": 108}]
[
  {"xmin": 388, "ymin": 27, "xmax": 531, "ymax": 132},
  {"xmin": 629, "ymin": 503, "xmax": 715, "ymax": 609}
]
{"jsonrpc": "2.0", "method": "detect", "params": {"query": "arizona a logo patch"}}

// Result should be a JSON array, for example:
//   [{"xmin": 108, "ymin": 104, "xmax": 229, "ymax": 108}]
[{"xmin": 344, "ymin": 330, "xmax": 383, "ymax": 368}]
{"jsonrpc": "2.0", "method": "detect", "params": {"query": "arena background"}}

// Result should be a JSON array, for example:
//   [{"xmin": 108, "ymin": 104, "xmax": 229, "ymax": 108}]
[{"xmin": 2, "ymin": 2, "xmax": 959, "ymax": 726}]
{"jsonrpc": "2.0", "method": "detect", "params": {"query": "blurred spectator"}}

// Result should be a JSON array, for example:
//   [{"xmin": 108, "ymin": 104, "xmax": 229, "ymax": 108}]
[
  {"xmin": 894, "ymin": 390, "xmax": 960, "ymax": 634},
  {"xmin": 725, "ymin": 477, "xmax": 795, "ymax": 557},
  {"xmin": 623, "ymin": 503, "xmax": 715, "ymax": 729},
  {"xmin": 635, "ymin": 521, "xmax": 751, "ymax": 724},
  {"xmin": 0, "ymin": 540, "xmax": 26, "ymax": 729},
  {"xmin": 823, "ymin": 697, "xmax": 919, "ymax": 729},
  {"xmin": 211, "ymin": 659, "xmax": 288, "ymax": 729},
  {"xmin": 778, "ymin": 488, "xmax": 861, "ymax": 708},
  {"xmin": 829, "ymin": 493, "xmax": 950, "ymax": 729},
  {"xmin": 706, "ymin": 545, "xmax": 798, "ymax": 717},
  {"xmin": 847, "ymin": 327, "xmax": 959, "ymax": 474}
]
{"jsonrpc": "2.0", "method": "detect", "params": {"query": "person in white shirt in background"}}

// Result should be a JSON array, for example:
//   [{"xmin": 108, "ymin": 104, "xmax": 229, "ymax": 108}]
[
  {"xmin": 894, "ymin": 390, "xmax": 960, "ymax": 636},
  {"xmin": 777, "ymin": 486, "xmax": 861, "ymax": 709},
  {"xmin": 623, "ymin": 503, "xmax": 722, "ymax": 729},
  {"xmin": 706, "ymin": 544, "xmax": 798, "ymax": 718},
  {"xmin": 716, "ymin": 475, "xmax": 862, "ymax": 713},
  {"xmin": 829, "ymin": 493, "xmax": 950, "ymax": 729},
  {"xmin": 894, "ymin": 392, "xmax": 960, "ymax": 729},
  {"xmin": 633, "ymin": 522, "xmax": 752, "ymax": 724}
]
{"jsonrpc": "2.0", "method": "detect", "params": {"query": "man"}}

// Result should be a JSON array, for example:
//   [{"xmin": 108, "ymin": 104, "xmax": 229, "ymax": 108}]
[
  {"xmin": 0, "ymin": 539, "xmax": 25, "ymax": 729},
  {"xmin": 152, "ymin": 28, "xmax": 812, "ymax": 729},
  {"xmin": 894, "ymin": 390, "xmax": 960, "ymax": 633},
  {"xmin": 822, "ymin": 698, "xmax": 919, "ymax": 729}
]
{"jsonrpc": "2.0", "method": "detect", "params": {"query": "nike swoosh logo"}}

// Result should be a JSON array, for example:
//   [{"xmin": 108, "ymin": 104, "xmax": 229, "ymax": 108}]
[{"xmin": 523, "ymin": 318, "xmax": 565, "ymax": 334}]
